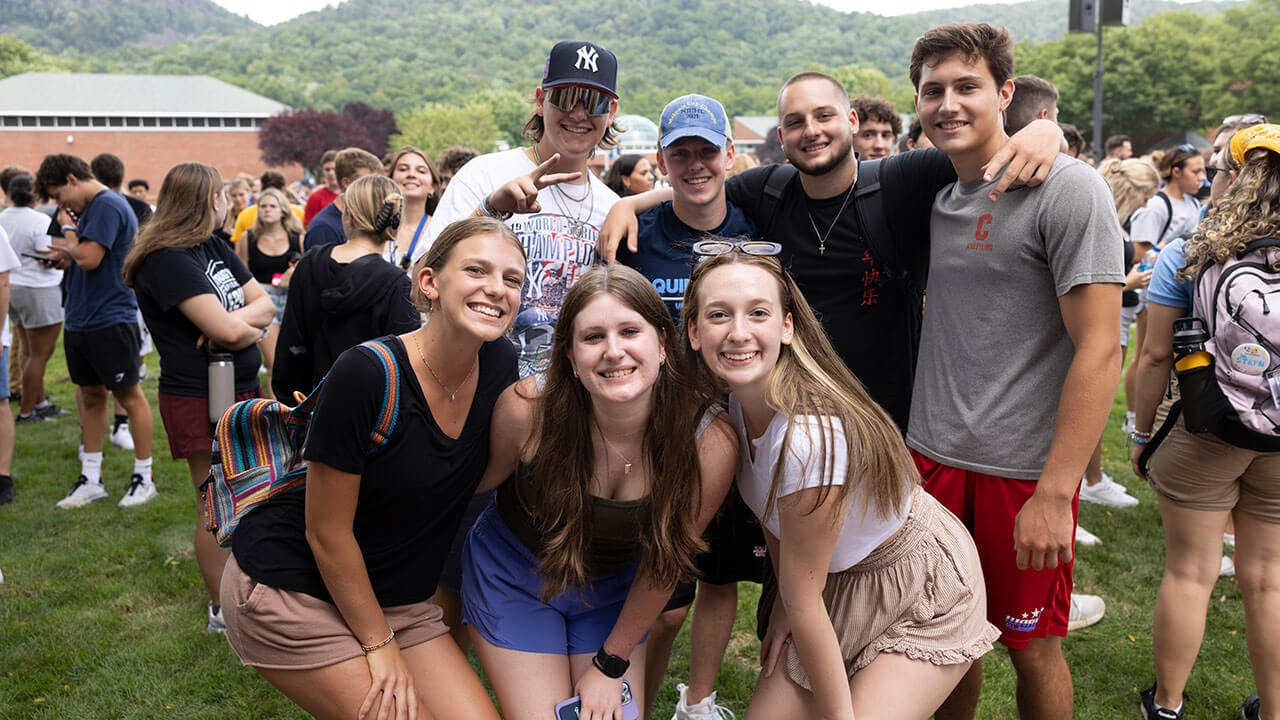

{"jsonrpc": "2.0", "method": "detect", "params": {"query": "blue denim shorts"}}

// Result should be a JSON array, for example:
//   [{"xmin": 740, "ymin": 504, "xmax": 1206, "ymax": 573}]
[{"xmin": 461, "ymin": 503, "xmax": 640, "ymax": 655}]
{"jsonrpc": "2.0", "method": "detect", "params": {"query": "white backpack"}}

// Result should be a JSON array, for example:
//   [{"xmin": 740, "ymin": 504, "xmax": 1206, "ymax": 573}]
[{"xmin": 1187, "ymin": 237, "xmax": 1280, "ymax": 450}]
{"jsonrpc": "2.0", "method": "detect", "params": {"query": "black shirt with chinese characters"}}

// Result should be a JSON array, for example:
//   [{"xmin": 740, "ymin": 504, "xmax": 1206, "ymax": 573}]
[{"xmin": 725, "ymin": 149, "xmax": 955, "ymax": 431}]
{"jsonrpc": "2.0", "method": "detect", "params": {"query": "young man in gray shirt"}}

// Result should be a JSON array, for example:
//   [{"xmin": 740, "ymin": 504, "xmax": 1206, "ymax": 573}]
[{"xmin": 905, "ymin": 23, "xmax": 1124, "ymax": 720}]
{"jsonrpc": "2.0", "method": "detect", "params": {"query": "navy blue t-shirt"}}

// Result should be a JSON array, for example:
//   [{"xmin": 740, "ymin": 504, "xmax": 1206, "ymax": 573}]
[
  {"xmin": 304, "ymin": 201, "xmax": 345, "ymax": 250},
  {"xmin": 66, "ymin": 189, "xmax": 138, "ymax": 332},
  {"xmin": 617, "ymin": 200, "xmax": 756, "ymax": 322}
]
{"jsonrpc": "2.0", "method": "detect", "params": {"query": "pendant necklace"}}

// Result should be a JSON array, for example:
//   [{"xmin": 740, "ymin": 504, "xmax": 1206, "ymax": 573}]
[
  {"xmin": 597, "ymin": 427, "xmax": 637, "ymax": 476},
  {"xmin": 806, "ymin": 178, "xmax": 856, "ymax": 255},
  {"xmin": 411, "ymin": 331, "xmax": 476, "ymax": 401},
  {"xmin": 533, "ymin": 144, "xmax": 593, "ymax": 239}
]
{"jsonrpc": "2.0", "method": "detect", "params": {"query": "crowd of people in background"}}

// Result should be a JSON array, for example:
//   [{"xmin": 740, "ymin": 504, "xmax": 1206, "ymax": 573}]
[{"xmin": 1, "ymin": 23, "xmax": 1276, "ymax": 720}]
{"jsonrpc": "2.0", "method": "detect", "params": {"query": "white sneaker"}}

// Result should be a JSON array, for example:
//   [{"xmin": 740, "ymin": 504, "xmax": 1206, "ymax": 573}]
[
  {"xmin": 207, "ymin": 601, "xmax": 226, "ymax": 633},
  {"xmin": 118, "ymin": 474, "xmax": 157, "ymax": 508},
  {"xmin": 1067, "ymin": 592, "xmax": 1106, "ymax": 631},
  {"xmin": 672, "ymin": 683, "xmax": 735, "ymax": 720},
  {"xmin": 1079, "ymin": 474, "xmax": 1139, "ymax": 508},
  {"xmin": 1221, "ymin": 555, "xmax": 1235, "ymax": 577},
  {"xmin": 108, "ymin": 420, "xmax": 135, "ymax": 448},
  {"xmin": 55, "ymin": 476, "xmax": 108, "ymax": 509},
  {"xmin": 109, "ymin": 421, "xmax": 135, "ymax": 451},
  {"xmin": 1075, "ymin": 525, "xmax": 1102, "ymax": 546}
]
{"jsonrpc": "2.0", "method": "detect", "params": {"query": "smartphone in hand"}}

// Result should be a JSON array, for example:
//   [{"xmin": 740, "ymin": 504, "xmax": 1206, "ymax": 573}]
[{"xmin": 554, "ymin": 680, "xmax": 639, "ymax": 720}]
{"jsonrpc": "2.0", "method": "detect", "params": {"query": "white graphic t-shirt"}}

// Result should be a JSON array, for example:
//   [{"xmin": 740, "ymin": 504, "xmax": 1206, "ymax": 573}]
[{"xmin": 419, "ymin": 147, "xmax": 619, "ymax": 376}]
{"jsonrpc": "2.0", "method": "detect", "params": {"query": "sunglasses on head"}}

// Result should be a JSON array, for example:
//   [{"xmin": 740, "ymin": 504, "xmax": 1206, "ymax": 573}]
[
  {"xmin": 1222, "ymin": 114, "xmax": 1267, "ymax": 126},
  {"xmin": 692, "ymin": 239, "xmax": 783, "ymax": 266},
  {"xmin": 545, "ymin": 86, "xmax": 615, "ymax": 116}
]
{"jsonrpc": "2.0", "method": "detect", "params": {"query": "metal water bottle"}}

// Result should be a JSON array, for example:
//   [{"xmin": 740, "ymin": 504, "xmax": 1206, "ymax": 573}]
[{"xmin": 208, "ymin": 350, "xmax": 235, "ymax": 423}]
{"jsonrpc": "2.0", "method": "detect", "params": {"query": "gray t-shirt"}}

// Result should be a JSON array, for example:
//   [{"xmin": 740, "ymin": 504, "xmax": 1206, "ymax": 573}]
[{"xmin": 906, "ymin": 155, "xmax": 1124, "ymax": 479}]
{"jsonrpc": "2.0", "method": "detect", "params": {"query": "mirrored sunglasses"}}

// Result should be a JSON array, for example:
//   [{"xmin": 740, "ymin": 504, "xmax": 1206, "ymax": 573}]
[{"xmin": 546, "ymin": 86, "xmax": 614, "ymax": 116}]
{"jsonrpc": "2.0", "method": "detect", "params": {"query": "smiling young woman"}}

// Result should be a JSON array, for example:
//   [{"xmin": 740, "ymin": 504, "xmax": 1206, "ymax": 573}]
[
  {"xmin": 461, "ymin": 264, "xmax": 738, "ymax": 720},
  {"xmin": 222, "ymin": 217, "xmax": 525, "ymax": 720},
  {"xmin": 683, "ymin": 250, "xmax": 998, "ymax": 720}
]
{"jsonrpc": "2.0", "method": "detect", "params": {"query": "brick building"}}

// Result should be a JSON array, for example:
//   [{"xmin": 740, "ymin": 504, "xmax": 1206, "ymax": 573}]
[{"xmin": 0, "ymin": 72, "xmax": 298, "ymax": 201}]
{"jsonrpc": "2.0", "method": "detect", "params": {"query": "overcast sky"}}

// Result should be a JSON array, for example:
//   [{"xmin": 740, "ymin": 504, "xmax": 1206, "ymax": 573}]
[{"xmin": 209, "ymin": 0, "xmax": 1036, "ymax": 26}]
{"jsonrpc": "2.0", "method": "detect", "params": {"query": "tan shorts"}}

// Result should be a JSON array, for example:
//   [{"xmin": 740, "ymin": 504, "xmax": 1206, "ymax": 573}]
[
  {"xmin": 220, "ymin": 553, "xmax": 449, "ymax": 670},
  {"xmin": 1148, "ymin": 423, "xmax": 1280, "ymax": 522},
  {"xmin": 778, "ymin": 486, "xmax": 1000, "ymax": 691}
]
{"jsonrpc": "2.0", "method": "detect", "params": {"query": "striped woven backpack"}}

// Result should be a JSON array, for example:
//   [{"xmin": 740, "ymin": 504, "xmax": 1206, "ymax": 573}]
[{"xmin": 202, "ymin": 340, "xmax": 403, "ymax": 547}]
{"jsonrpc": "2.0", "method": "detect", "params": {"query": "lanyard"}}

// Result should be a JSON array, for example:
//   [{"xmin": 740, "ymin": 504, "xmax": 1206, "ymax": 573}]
[{"xmin": 404, "ymin": 213, "xmax": 429, "ymax": 262}]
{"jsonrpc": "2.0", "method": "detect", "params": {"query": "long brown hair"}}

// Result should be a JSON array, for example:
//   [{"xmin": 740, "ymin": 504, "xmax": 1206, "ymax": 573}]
[
  {"xmin": 682, "ymin": 252, "xmax": 916, "ymax": 522},
  {"xmin": 123, "ymin": 163, "xmax": 222, "ymax": 287},
  {"xmin": 389, "ymin": 145, "xmax": 441, "ymax": 216},
  {"xmin": 521, "ymin": 265, "xmax": 707, "ymax": 600}
]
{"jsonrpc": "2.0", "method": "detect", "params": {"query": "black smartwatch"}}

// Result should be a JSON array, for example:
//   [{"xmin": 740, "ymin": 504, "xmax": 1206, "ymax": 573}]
[{"xmin": 592, "ymin": 648, "xmax": 630, "ymax": 679}]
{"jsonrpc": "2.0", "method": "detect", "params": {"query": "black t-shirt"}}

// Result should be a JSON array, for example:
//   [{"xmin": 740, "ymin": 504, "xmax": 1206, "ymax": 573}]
[
  {"xmin": 233, "ymin": 335, "xmax": 518, "ymax": 607},
  {"xmin": 618, "ymin": 200, "xmax": 756, "ymax": 323},
  {"xmin": 133, "ymin": 236, "xmax": 261, "ymax": 396},
  {"xmin": 725, "ymin": 150, "xmax": 955, "ymax": 431},
  {"xmin": 124, "ymin": 193, "xmax": 152, "ymax": 228}
]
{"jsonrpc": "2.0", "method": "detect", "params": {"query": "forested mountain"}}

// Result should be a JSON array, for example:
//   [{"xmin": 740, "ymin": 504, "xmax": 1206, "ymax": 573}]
[
  {"xmin": 0, "ymin": 0, "xmax": 254, "ymax": 54},
  {"xmin": 897, "ymin": 0, "xmax": 1239, "ymax": 43},
  {"xmin": 2, "ymin": 0, "xmax": 1270, "ymax": 149},
  {"xmin": 67, "ymin": 0, "xmax": 1246, "ymax": 119}
]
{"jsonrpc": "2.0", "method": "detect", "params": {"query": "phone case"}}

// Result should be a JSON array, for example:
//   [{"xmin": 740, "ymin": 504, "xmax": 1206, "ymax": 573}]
[{"xmin": 554, "ymin": 680, "xmax": 639, "ymax": 720}]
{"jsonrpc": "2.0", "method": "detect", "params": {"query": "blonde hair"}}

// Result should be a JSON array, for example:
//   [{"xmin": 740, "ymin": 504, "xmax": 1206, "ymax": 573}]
[
  {"xmin": 250, "ymin": 187, "xmax": 303, "ymax": 239},
  {"xmin": 1099, "ymin": 158, "xmax": 1160, "ymax": 226},
  {"xmin": 341, "ymin": 174, "xmax": 403, "ymax": 246},
  {"xmin": 1182, "ymin": 147, "xmax": 1280, "ymax": 278},
  {"xmin": 682, "ymin": 251, "xmax": 916, "ymax": 522}
]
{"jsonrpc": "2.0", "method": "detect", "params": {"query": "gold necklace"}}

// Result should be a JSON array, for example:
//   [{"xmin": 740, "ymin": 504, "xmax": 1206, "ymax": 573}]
[
  {"xmin": 410, "ymin": 331, "xmax": 476, "ymax": 401},
  {"xmin": 597, "ymin": 426, "xmax": 638, "ymax": 475}
]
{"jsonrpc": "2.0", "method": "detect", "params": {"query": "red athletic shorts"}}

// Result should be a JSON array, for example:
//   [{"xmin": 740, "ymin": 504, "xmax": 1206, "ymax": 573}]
[{"xmin": 911, "ymin": 449, "xmax": 1077, "ymax": 650}]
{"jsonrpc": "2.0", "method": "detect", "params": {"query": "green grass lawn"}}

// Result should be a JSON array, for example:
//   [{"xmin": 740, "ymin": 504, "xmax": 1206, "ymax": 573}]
[{"xmin": 0, "ymin": 345, "xmax": 1251, "ymax": 719}]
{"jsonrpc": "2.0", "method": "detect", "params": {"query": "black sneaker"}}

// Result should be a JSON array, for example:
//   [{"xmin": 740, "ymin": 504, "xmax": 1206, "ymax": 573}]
[
  {"xmin": 1243, "ymin": 694, "xmax": 1261, "ymax": 720},
  {"xmin": 34, "ymin": 401, "xmax": 69, "ymax": 417},
  {"xmin": 1140, "ymin": 684, "xmax": 1185, "ymax": 719},
  {"xmin": 15, "ymin": 412, "xmax": 49, "ymax": 424},
  {"xmin": 0, "ymin": 476, "xmax": 13, "ymax": 505}
]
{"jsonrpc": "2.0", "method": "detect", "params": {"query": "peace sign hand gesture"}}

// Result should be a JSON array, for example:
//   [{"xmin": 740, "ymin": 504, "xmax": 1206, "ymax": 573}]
[{"xmin": 488, "ymin": 153, "xmax": 583, "ymax": 216}]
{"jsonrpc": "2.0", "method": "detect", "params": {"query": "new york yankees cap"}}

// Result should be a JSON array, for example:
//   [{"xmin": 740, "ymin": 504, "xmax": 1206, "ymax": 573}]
[
  {"xmin": 542, "ymin": 41, "xmax": 618, "ymax": 98},
  {"xmin": 659, "ymin": 94, "xmax": 729, "ymax": 149}
]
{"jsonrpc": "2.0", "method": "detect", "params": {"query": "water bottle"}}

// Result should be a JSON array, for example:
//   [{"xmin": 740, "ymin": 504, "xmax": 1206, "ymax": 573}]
[
  {"xmin": 1171, "ymin": 317, "xmax": 1218, "ymax": 434},
  {"xmin": 1138, "ymin": 248, "xmax": 1159, "ymax": 272},
  {"xmin": 208, "ymin": 351, "xmax": 235, "ymax": 423},
  {"xmin": 1172, "ymin": 317, "xmax": 1211, "ymax": 373}
]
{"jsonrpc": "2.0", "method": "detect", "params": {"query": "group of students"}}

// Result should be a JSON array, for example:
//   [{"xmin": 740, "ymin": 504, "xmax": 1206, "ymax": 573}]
[
  {"xmin": 217, "ymin": 26, "xmax": 1091, "ymax": 720},
  {"xmin": 22, "ymin": 22, "xmax": 1278, "ymax": 720}
]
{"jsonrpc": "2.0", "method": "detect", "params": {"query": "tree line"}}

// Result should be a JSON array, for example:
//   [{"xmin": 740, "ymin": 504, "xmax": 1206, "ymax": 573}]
[{"xmin": 2, "ymin": 0, "xmax": 1273, "ymax": 165}]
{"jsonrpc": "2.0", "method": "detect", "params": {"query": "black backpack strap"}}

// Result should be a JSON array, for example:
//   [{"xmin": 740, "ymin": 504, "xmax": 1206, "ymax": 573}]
[
  {"xmin": 759, "ymin": 164, "xmax": 799, "ymax": 243},
  {"xmin": 1156, "ymin": 191, "xmax": 1173, "ymax": 245},
  {"xmin": 851, "ymin": 159, "xmax": 912, "ymax": 293},
  {"xmin": 1138, "ymin": 400, "xmax": 1181, "ymax": 476}
]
